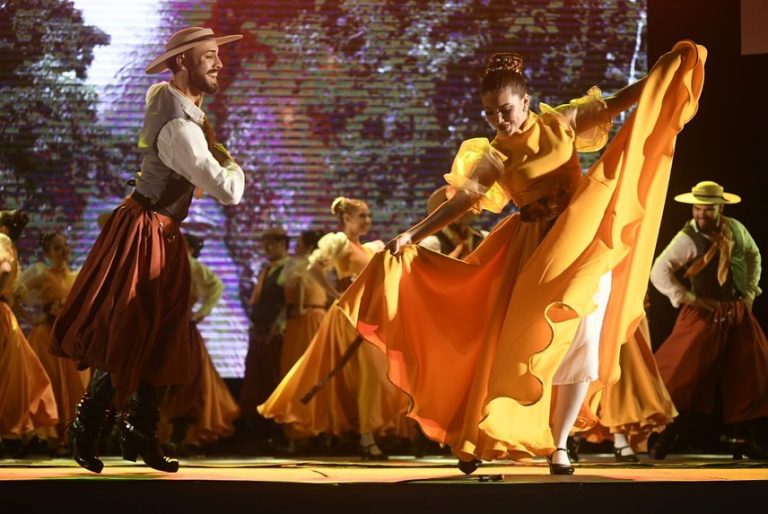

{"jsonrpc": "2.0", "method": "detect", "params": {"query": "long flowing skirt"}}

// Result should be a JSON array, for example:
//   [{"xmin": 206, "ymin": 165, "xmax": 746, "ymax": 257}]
[
  {"xmin": 259, "ymin": 303, "xmax": 412, "ymax": 438},
  {"xmin": 27, "ymin": 322, "xmax": 90, "ymax": 438},
  {"xmin": 578, "ymin": 317, "xmax": 678, "ymax": 450},
  {"xmin": 337, "ymin": 41, "xmax": 706, "ymax": 461},
  {"xmin": 655, "ymin": 302, "xmax": 768, "ymax": 423},
  {"xmin": 162, "ymin": 323, "xmax": 240, "ymax": 444},
  {"xmin": 0, "ymin": 303, "xmax": 58, "ymax": 439},
  {"xmin": 51, "ymin": 197, "xmax": 192, "ymax": 406}
]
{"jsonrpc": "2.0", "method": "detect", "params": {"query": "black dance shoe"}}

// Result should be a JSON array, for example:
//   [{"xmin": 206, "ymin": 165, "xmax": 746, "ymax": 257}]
[
  {"xmin": 613, "ymin": 445, "xmax": 640, "ymax": 463},
  {"xmin": 457, "ymin": 458, "xmax": 481, "ymax": 475},
  {"xmin": 547, "ymin": 448, "xmax": 575, "ymax": 475},
  {"xmin": 360, "ymin": 443, "xmax": 388, "ymax": 461}
]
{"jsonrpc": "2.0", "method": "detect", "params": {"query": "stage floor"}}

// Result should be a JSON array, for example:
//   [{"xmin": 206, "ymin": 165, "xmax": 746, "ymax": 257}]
[
  {"xmin": 3, "ymin": 454, "xmax": 767, "ymax": 513},
  {"xmin": 1, "ymin": 453, "xmax": 767, "ymax": 483}
]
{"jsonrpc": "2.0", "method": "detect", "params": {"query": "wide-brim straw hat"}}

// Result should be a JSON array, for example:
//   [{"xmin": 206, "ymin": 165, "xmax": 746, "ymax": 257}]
[
  {"xmin": 145, "ymin": 26, "xmax": 242, "ymax": 75},
  {"xmin": 674, "ymin": 180, "xmax": 741, "ymax": 205}
]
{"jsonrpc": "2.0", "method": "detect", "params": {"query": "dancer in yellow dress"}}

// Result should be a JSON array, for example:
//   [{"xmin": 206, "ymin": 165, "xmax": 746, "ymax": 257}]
[
  {"xmin": 18, "ymin": 232, "xmax": 90, "ymax": 455},
  {"xmin": 259, "ymin": 197, "xmax": 411, "ymax": 460},
  {"xmin": 572, "ymin": 311, "xmax": 678, "ymax": 462},
  {"xmin": 0, "ymin": 210, "xmax": 58, "ymax": 456},
  {"xmin": 338, "ymin": 41, "xmax": 705, "ymax": 474}
]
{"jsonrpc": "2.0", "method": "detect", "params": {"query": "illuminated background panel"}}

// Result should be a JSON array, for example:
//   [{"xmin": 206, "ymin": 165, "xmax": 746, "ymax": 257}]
[{"xmin": 1, "ymin": 0, "xmax": 647, "ymax": 377}]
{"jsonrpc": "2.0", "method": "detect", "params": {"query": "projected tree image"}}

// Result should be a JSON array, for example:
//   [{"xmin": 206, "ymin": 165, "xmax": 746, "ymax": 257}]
[{"xmin": 1, "ymin": 0, "xmax": 646, "ymax": 377}]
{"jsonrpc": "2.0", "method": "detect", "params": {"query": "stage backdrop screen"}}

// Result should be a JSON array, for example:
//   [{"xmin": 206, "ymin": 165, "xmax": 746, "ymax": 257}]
[{"xmin": 1, "ymin": 0, "xmax": 647, "ymax": 378}]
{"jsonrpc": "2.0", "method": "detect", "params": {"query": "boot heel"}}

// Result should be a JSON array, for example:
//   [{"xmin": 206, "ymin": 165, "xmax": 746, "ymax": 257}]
[{"xmin": 121, "ymin": 447, "xmax": 138, "ymax": 462}]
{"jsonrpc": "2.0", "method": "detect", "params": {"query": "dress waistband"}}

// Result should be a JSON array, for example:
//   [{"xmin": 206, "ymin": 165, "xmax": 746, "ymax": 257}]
[
  {"xmin": 518, "ymin": 184, "xmax": 574, "ymax": 223},
  {"xmin": 286, "ymin": 304, "xmax": 327, "ymax": 318}
]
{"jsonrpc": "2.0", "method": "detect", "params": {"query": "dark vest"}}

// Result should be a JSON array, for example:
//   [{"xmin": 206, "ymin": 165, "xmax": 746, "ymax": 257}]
[
  {"xmin": 250, "ymin": 262, "xmax": 287, "ymax": 334},
  {"xmin": 135, "ymin": 85, "xmax": 197, "ymax": 222},
  {"xmin": 681, "ymin": 222, "xmax": 740, "ymax": 301}
]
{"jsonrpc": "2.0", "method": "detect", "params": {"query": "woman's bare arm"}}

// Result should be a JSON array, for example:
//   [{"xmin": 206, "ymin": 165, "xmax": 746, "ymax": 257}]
[{"xmin": 308, "ymin": 262, "xmax": 340, "ymax": 300}]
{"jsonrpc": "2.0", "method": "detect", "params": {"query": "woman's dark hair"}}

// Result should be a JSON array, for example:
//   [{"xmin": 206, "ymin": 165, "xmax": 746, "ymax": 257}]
[
  {"xmin": 299, "ymin": 229, "xmax": 322, "ymax": 252},
  {"xmin": 40, "ymin": 231, "xmax": 61, "ymax": 253},
  {"xmin": 480, "ymin": 52, "xmax": 527, "ymax": 96},
  {"xmin": 0, "ymin": 209, "xmax": 30, "ymax": 242},
  {"xmin": 183, "ymin": 233, "xmax": 205, "ymax": 258}
]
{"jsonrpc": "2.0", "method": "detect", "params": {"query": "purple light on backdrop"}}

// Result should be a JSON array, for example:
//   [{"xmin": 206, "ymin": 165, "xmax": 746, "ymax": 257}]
[{"xmin": 2, "ymin": 0, "xmax": 647, "ymax": 378}]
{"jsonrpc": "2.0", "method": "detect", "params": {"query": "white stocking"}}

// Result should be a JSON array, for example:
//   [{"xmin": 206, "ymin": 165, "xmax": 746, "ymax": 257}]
[{"xmin": 551, "ymin": 382, "xmax": 590, "ymax": 465}]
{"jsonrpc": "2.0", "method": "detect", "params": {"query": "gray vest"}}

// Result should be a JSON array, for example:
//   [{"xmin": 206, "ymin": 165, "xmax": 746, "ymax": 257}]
[
  {"xmin": 681, "ymin": 220, "xmax": 742, "ymax": 301},
  {"xmin": 135, "ymin": 85, "xmax": 197, "ymax": 221}
]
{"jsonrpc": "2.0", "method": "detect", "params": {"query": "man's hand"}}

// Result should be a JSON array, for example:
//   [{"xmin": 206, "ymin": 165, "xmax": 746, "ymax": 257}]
[
  {"xmin": 744, "ymin": 296, "xmax": 755, "ymax": 313},
  {"xmin": 682, "ymin": 290, "xmax": 718, "ymax": 312},
  {"xmin": 385, "ymin": 232, "xmax": 413, "ymax": 256},
  {"xmin": 211, "ymin": 143, "xmax": 234, "ymax": 166}
]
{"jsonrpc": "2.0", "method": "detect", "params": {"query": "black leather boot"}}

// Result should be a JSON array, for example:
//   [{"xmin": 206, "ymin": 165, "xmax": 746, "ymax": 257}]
[
  {"xmin": 167, "ymin": 417, "xmax": 194, "ymax": 457},
  {"xmin": 119, "ymin": 383, "xmax": 179, "ymax": 472},
  {"xmin": 68, "ymin": 369, "xmax": 115, "ymax": 473}
]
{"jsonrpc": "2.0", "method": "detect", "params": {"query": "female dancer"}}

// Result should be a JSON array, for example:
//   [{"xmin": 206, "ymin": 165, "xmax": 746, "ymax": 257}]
[
  {"xmin": 259, "ymin": 197, "xmax": 411, "ymax": 460},
  {"xmin": 572, "ymin": 313, "xmax": 678, "ymax": 462},
  {"xmin": 338, "ymin": 41, "xmax": 705, "ymax": 474},
  {"xmin": 19, "ymin": 232, "xmax": 90, "ymax": 455},
  {"xmin": 0, "ymin": 210, "xmax": 58, "ymax": 455}
]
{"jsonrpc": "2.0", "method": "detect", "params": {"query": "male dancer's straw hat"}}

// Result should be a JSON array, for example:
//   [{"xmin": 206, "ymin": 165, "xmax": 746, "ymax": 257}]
[
  {"xmin": 145, "ymin": 26, "xmax": 242, "ymax": 74},
  {"xmin": 674, "ymin": 180, "xmax": 741, "ymax": 205}
]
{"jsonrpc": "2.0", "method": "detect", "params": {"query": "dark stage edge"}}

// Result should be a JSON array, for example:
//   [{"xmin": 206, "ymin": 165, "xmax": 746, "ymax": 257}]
[{"xmin": 2, "ymin": 455, "xmax": 768, "ymax": 513}]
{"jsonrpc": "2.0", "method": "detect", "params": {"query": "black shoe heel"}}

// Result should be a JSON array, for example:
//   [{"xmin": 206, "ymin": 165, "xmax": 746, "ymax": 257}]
[
  {"xmin": 547, "ymin": 448, "xmax": 575, "ymax": 475},
  {"xmin": 119, "ymin": 420, "xmax": 179, "ymax": 473},
  {"xmin": 457, "ymin": 458, "xmax": 481, "ymax": 475},
  {"xmin": 613, "ymin": 445, "xmax": 640, "ymax": 463},
  {"xmin": 360, "ymin": 443, "xmax": 388, "ymax": 461}
]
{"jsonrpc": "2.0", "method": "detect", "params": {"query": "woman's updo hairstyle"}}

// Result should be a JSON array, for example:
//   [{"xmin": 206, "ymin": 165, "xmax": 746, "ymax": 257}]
[
  {"xmin": 40, "ymin": 232, "xmax": 61, "ymax": 253},
  {"xmin": 0, "ymin": 209, "xmax": 30, "ymax": 242},
  {"xmin": 299, "ymin": 229, "xmax": 322, "ymax": 251},
  {"xmin": 330, "ymin": 196, "xmax": 367, "ymax": 223},
  {"xmin": 481, "ymin": 52, "xmax": 527, "ymax": 97}
]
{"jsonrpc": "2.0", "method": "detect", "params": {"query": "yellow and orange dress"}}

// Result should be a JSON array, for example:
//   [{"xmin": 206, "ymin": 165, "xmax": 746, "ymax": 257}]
[
  {"xmin": 161, "ymin": 255, "xmax": 240, "ymax": 445},
  {"xmin": 338, "ymin": 41, "xmax": 705, "ymax": 462},
  {"xmin": 19, "ymin": 262, "xmax": 90, "ymax": 441},
  {"xmin": 280, "ymin": 255, "xmax": 328, "ymax": 377},
  {"xmin": 259, "ymin": 232, "xmax": 412, "ymax": 438},
  {"xmin": 0, "ymin": 234, "xmax": 58, "ymax": 441},
  {"xmin": 577, "ymin": 316, "xmax": 678, "ymax": 451}
]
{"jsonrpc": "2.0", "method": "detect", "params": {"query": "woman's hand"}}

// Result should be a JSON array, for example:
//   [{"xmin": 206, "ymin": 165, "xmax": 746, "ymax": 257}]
[{"xmin": 385, "ymin": 232, "xmax": 413, "ymax": 255}]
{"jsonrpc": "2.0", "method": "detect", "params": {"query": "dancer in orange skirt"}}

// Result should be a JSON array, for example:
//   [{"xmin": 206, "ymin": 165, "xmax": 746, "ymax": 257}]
[
  {"xmin": 161, "ymin": 233, "xmax": 240, "ymax": 455},
  {"xmin": 259, "ymin": 197, "xmax": 411, "ymax": 460},
  {"xmin": 572, "ymin": 313, "xmax": 678, "ymax": 462},
  {"xmin": 17, "ymin": 232, "xmax": 90, "ymax": 455},
  {"xmin": 0, "ymin": 210, "xmax": 58, "ymax": 456},
  {"xmin": 338, "ymin": 41, "xmax": 706, "ymax": 474},
  {"xmin": 278, "ymin": 230, "xmax": 329, "ymax": 450},
  {"xmin": 280, "ymin": 230, "xmax": 328, "ymax": 377},
  {"xmin": 50, "ymin": 26, "xmax": 245, "ymax": 473}
]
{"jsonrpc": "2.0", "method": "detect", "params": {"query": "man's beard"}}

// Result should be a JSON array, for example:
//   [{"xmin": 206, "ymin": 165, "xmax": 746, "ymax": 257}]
[{"xmin": 189, "ymin": 69, "xmax": 219, "ymax": 94}]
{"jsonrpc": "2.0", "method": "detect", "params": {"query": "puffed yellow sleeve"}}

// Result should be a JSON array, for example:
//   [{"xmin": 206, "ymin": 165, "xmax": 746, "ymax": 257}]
[
  {"xmin": 363, "ymin": 240, "xmax": 385, "ymax": 253},
  {"xmin": 0, "ymin": 234, "xmax": 14, "ymax": 270},
  {"xmin": 442, "ymin": 138, "xmax": 509, "ymax": 214},
  {"xmin": 540, "ymin": 86, "xmax": 612, "ymax": 152},
  {"xmin": 308, "ymin": 232, "xmax": 349, "ymax": 270}
]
